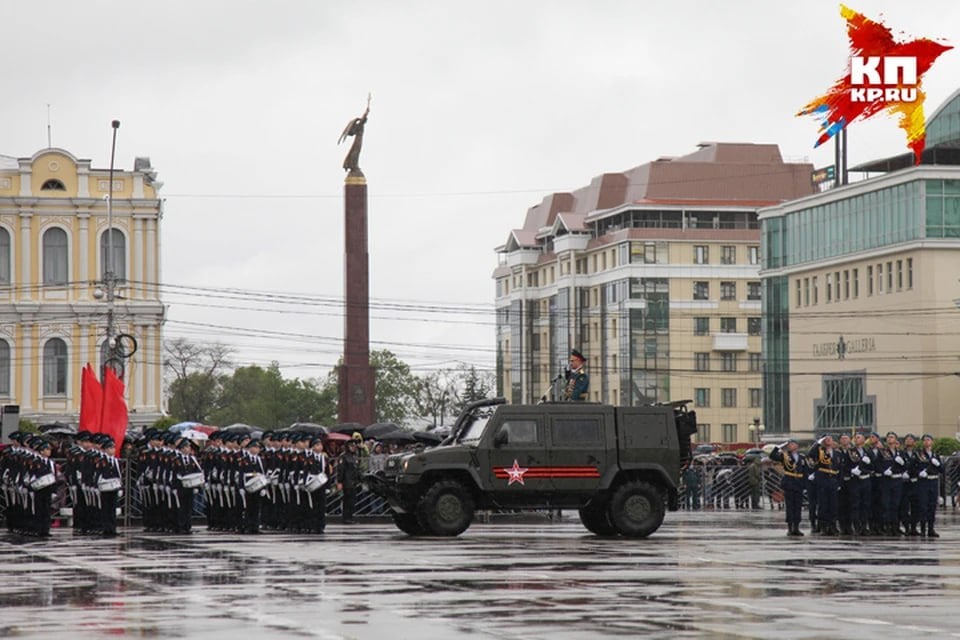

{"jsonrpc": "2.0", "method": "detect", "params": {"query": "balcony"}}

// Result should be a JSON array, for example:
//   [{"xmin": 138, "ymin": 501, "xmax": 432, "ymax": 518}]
[
  {"xmin": 505, "ymin": 249, "xmax": 541, "ymax": 268},
  {"xmin": 713, "ymin": 332, "xmax": 748, "ymax": 351}
]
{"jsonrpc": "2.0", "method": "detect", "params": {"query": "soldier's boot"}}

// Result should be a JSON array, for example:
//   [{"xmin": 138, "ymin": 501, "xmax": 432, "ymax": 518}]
[
  {"xmin": 840, "ymin": 523, "xmax": 853, "ymax": 535},
  {"xmin": 927, "ymin": 522, "xmax": 940, "ymax": 538},
  {"xmin": 794, "ymin": 523, "xmax": 805, "ymax": 537},
  {"xmin": 907, "ymin": 523, "xmax": 920, "ymax": 537}
]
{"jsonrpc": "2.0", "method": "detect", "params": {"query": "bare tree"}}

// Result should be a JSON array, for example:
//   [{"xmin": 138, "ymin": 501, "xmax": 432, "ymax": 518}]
[{"xmin": 163, "ymin": 338, "xmax": 234, "ymax": 422}]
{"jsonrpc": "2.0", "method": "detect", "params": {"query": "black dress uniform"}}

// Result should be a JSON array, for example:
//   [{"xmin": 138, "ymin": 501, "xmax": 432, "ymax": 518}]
[
  {"xmin": 770, "ymin": 441, "xmax": 808, "ymax": 536},
  {"xmin": 95, "ymin": 435, "xmax": 122, "ymax": 537},
  {"xmin": 878, "ymin": 433, "xmax": 907, "ymax": 536},
  {"xmin": 917, "ymin": 435, "xmax": 942, "ymax": 538},
  {"xmin": 847, "ymin": 437, "xmax": 875, "ymax": 535},
  {"xmin": 304, "ymin": 439, "xmax": 328, "ymax": 534},
  {"xmin": 338, "ymin": 441, "xmax": 361, "ymax": 524},
  {"xmin": 240, "ymin": 441, "xmax": 265, "ymax": 534}
]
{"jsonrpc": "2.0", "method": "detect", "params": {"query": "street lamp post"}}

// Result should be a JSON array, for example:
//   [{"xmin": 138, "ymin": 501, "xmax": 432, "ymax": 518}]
[
  {"xmin": 751, "ymin": 416, "xmax": 765, "ymax": 446},
  {"xmin": 103, "ymin": 120, "xmax": 120, "ymax": 381}
]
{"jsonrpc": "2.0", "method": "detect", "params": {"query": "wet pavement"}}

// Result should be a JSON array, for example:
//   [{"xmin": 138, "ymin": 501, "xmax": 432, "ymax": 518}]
[{"xmin": 2, "ymin": 509, "xmax": 960, "ymax": 639}]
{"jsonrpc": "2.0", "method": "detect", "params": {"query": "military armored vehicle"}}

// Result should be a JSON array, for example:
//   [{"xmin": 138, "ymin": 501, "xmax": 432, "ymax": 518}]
[{"xmin": 365, "ymin": 398, "xmax": 697, "ymax": 537}]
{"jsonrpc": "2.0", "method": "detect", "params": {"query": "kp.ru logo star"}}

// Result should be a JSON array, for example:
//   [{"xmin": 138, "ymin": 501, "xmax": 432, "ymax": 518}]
[
  {"xmin": 797, "ymin": 4, "xmax": 951, "ymax": 164},
  {"xmin": 505, "ymin": 459, "xmax": 528, "ymax": 485}
]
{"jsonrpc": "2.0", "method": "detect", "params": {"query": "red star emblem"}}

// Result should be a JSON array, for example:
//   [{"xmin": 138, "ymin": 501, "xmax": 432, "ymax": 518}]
[{"xmin": 505, "ymin": 459, "xmax": 528, "ymax": 486}]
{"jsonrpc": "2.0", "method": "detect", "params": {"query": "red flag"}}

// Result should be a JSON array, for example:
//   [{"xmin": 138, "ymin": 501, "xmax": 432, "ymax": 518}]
[
  {"xmin": 79, "ymin": 364, "xmax": 103, "ymax": 433},
  {"xmin": 100, "ymin": 367, "xmax": 128, "ymax": 455}
]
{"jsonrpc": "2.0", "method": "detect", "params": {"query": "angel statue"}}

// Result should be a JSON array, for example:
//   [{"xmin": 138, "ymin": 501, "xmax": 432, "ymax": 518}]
[{"xmin": 338, "ymin": 94, "xmax": 371, "ymax": 173}]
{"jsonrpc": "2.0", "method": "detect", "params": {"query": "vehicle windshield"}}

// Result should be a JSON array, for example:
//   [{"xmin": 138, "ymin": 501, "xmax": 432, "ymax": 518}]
[{"xmin": 456, "ymin": 407, "xmax": 495, "ymax": 445}]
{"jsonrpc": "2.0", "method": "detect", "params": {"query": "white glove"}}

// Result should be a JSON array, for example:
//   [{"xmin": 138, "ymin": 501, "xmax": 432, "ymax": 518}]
[
  {"xmin": 894, "ymin": 456, "xmax": 904, "ymax": 465},
  {"xmin": 851, "ymin": 467, "xmax": 861, "ymax": 477},
  {"xmin": 808, "ymin": 474, "xmax": 815, "ymax": 481},
  {"xmin": 932, "ymin": 458, "xmax": 941, "ymax": 467},
  {"xmin": 919, "ymin": 470, "xmax": 928, "ymax": 479},
  {"xmin": 884, "ymin": 468, "xmax": 893, "ymax": 477},
  {"xmin": 861, "ymin": 455, "xmax": 871, "ymax": 464}
]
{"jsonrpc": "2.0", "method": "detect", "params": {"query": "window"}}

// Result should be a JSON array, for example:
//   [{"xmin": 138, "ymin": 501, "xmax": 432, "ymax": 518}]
[
  {"xmin": 693, "ymin": 281, "xmax": 709, "ymax": 300},
  {"xmin": 720, "ymin": 281, "xmax": 736, "ymax": 300},
  {"xmin": 697, "ymin": 424, "xmax": 712, "ymax": 442},
  {"xmin": 814, "ymin": 373, "xmax": 876, "ymax": 432},
  {"xmin": 748, "ymin": 317, "xmax": 761, "ymax": 336},
  {"xmin": 644, "ymin": 242, "xmax": 657, "ymax": 264},
  {"xmin": 695, "ymin": 388, "xmax": 711, "ymax": 407},
  {"xmin": 795, "ymin": 279, "xmax": 801, "ymax": 307},
  {"xmin": 721, "ymin": 388, "xmax": 737, "ymax": 408},
  {"xmin": 826, "ymin": 273, "xmax": 832, "ymax": 302},
  {"xmin": 43, "ymin": 338, "xmax": 68, "ymax": 395},
  {"xmin": 0, "ymin": 227, "xmax": 9, "ymax": 284},
  {"xmin": 748, "ymin": 281, "xmax": 761, "ymax": 301},
  {"xmin": 750, "ymin": 388, "xmax": 762, "ymax": 408},
  {"xmin": 551, "ymin": 418, "xmax": 602, "ymax": 445},
  {"xmin": 877, "ymin": 263, "xmax": 883, "ymax": 293},
  {"xmin": 695, "ymin": 352, "xmax": 710, "ymax": 372},
  {"xmin": 0, "ymin": 340, "xmax": 9, "ymax": 395},
  {"xmin": 907, "ymin": 258, "xmax": 913, "ymax": 289},
  {"xmin": 721, "ymin": 353, "xmax": 738, "ymax": 372},
  {"xmin": 867, "ymin": 266, "xmax": 873, "ymax": 295},
  {"xmin": 886, "ymin": 262, "xmax": 893, "ymax": 291},
  {"xmin": 896, "ymin": 260, "xmax": 903, "ymax": 290},
  {"xmin": 722, "ymin": 424, "xmax": 737, "ymax": 443},
  {"xmin": 100, "ymin": 228, "xmax": 126, "ymax": 281},
  {"xmin": 721, "ymin": 246, "xmax": 736, "ymax": 265},
  {"xmin": 720, "ymin": 317, "xmax": 737, "ymax": 333},
  {"xmin": 803, "ymin": 278, "xmax": 810, "ymax": 306},
  {"xmin": 42, "ymin": 227, "xmax": 68, "ymax": 284},
  {"xmin": 749, "ymin": 246, "xmax": 759, "ymax": 265},
  {"xmin": 812, "ymin": 276, "xmax": 819, "ymax": 304},
  {"xmin": 749, "ymin": 352, "xmax": 762, "ymax": 372},
  {"xmin": 694, "ymin": 317, "xmax": 710, "ymax": 336},
  {"xmin": 843, "ymin": 270, "xmax": 850, "ymax": 299},
  {"xmin": 41, "ymin": 179, "xmax": 66, "ymax": 191},
  {"xmin": 496, "ymin": 420, "xmax": 539, "ymax": 445},
  {"xmin": 853, "ymin": 268, "xmax": 859, "ymax": 298},
  {"xmin": 694, "ymin": 245, "xmax": 709, "ymax": 264}
]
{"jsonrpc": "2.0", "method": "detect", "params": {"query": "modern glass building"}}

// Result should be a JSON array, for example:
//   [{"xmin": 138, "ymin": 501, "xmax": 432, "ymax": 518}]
[{"xmin": 759, "ymin": 88, "xmax": 960, "ymax": 439}]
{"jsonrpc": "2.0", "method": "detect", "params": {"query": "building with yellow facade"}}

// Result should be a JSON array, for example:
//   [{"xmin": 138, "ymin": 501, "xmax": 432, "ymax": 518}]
[
  {"xmin": 0, "ymin": 147, "xmax": 164, "ymax": 426},
  {"xmin": 759, "ymin": 88, "xmax": 960, "ymax": 441},
  {"xmin": 494, "ymin": 143, "xmax": 813, "ymax": 445}
]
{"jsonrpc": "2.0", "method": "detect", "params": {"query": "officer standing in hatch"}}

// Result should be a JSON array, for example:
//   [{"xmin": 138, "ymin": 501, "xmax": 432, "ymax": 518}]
[{"xmin": 564, "ymin": 349, "xmax": 590, "ymax": 401}]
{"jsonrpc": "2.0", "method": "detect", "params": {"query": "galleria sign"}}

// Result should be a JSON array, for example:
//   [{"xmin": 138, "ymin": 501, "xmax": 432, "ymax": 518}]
[{"xmin": 812, "ymin": 335, "xmax": 877, "ymax": 359}]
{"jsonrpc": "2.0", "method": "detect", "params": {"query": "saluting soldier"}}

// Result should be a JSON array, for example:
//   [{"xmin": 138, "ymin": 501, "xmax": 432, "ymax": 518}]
[
  {"xmin": 917, "ymin": 434, "xmax": 942, "ymax": 538},
  {"xmin": 563, "ymin": 349, "xmax": 590, "ymax": 402},
  {"xmin": 808, "ymin": 435, "xmax": 841, "ymax": 536},
  {"xmin": 769, "ymin": 439, "xmax": 808, "ymax": 536}
]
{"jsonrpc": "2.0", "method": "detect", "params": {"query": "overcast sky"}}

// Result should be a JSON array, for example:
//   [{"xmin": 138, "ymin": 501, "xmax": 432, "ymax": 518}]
[{"xmin": 4, "ymin": 0, "xmax": 960, "ymax": 382}]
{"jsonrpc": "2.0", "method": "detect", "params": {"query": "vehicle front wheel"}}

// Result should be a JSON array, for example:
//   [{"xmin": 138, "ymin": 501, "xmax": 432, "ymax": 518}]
[
  {"xmin": 609, "ymin": 481, "xmax": 665, "ymax": 538},
  {"xmin": 415, "ymin": 479, "xmax": 475, "ymax": 536},
  {"xmin": 392, "ymin": 510, "xmax": 426, "ymax": 536},
  {"xmin": 578, "ymin": 498, "xmax": 617, "ymax": 536}
]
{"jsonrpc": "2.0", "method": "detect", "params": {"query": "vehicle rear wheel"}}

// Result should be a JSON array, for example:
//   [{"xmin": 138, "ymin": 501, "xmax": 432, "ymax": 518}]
[
  {"xmin": 609, "ymin": 481, "xmax": 665, "ymax": 538},
  {"xmin": 579, "ymin": 498, "xmax": 617, "ymax": 536},
  {"xmin": 392, "ymin": 510, "xmax": 426, "ymax": 536},
  {"xmin": 416, "ymin": 479, "xmax": 475, "ymax": 536}
]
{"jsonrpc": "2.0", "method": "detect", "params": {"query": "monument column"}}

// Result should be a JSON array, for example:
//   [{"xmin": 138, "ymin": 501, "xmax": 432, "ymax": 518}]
[{"xmin": 337, "ymin": 98, "xmax": 375, "ymax": 425}]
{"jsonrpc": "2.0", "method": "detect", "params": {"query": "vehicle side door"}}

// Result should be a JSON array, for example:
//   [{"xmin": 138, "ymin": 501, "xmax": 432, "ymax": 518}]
[
  {"xmin": 547, "ymin": 412, "xmax": 608, "ymax": 499},
  {"xmin": 486, "ymin": 415, "xmax": 548, "ymax": 506}
]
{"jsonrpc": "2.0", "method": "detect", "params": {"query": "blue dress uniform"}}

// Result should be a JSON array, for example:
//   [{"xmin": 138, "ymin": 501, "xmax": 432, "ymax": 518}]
[
  {"xmin": 808, "ymin": 438, "xmax": 841, "ymax": 535},
  {"xmin": 917, "ymin": 435, "xmax": 942, "ymax": 538},
  {"xmin": 867, "ymin": 435, "xmax": 885, "ymax": 534},
  {"xmin": 900, "ymin": 437, "xmax": 921, "ymax": 536},
  {"xmin": 877, "ymin": 434, "xmax": 907, "ymax": 536},
  {"xmin": 837, "ymin": 441, "xmax": 856, "ymax": 535},
  {"xmin": 769, "ymin": 442, "xmax": 808, "ymax": 536}
]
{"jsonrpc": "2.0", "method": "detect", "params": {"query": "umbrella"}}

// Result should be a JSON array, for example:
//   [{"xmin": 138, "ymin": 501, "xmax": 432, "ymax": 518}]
[
  {"xmin": 179, "ymin": 429, "xmax": 209, "ymax": 441},
  {"xmin": 332, "ymin": 422, "xmax": 364, "ymax": 435},
  {"xmin": 412, "ymin": 430, "xmax": 444, "ymax": 446},
  {"xmin": 324, "ymin": 432, "xmax": 352, "ymax": 442},
  {"xmin": 168, "ymin": 421, "xmax": 201, "ymax": 432},
  {"xmin": 221, "ymin": 423, "xmax": 259, "ymax": 434},
  {"xmin": 376, "ymin": 430, "xmax": 418, "ymax": 445},
  {"xmin": 39, "ymin": 422, "xmax": 74, "ymax": 434},
  {"xmin": 288, "ymin": 423, "xmax": 329, "ymax": 435},
  {"xmin": 192, "ymin": 425, "xmax": 218, "ymax": 436},
  {"xmin": 363, "ymin": 422, "xmax": 399, "ymax": 439}
]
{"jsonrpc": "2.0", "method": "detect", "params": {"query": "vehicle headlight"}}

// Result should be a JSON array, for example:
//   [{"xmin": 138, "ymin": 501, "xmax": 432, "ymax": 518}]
[{"xmin": 402, "ymin": 459, "xmax": 409, "ymax": 471}]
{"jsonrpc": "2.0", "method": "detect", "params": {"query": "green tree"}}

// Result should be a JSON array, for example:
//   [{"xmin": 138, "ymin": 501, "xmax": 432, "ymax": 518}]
[
  {"xmin": 151, "ymin": 416, "xmax": 178, "ymax": 430},
  {"xmin": 323, "ymin": 349, "xmax": 421, "ymax": 425},
  {"xmin": 932, "ymin": 437, "xmax": 960, "ymax": 456},
  {"xmin": 163, "ymin": 338, "xmax": 232, "ymax": 422},
  {"xmin": 211, "ymin": 363, "xmax": 335, "ymax": 429}
]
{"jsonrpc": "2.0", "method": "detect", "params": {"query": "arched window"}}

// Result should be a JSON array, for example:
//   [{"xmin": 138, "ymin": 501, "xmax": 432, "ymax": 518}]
[
  {"xmin": 43, "ymin": 338, "xmax": 67, "ymax": 395},
  {"xmin": 42, "ymin": 227, "xmax": 68, "ymax": 284},
  {"xmin": 100, "ymin": 228, "xmax": 126, "ymax": 281},
  {"xmin": 0, "ymin": 227, "xmax": 10, "ymax": 284},
  {"xmin": 0, "ymin": 340, "xmax": 10, "ymax": 395},
  {"xmin": 41, "ymin": 179, "xmax": 66, "ymax": 191}
]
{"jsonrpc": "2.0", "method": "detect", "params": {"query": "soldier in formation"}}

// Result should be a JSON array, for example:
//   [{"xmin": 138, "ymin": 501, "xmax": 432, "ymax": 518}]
[{"xmin": 0, "ymin": 433, "xmax": 57, "ymax": 537}]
